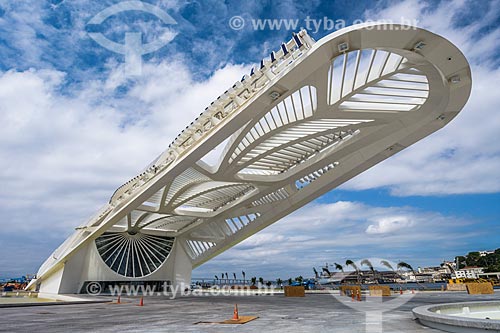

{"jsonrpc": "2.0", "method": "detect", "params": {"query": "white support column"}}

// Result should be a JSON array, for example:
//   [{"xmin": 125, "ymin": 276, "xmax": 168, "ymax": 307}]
[{"xmin": 171, "ymin": 239, "xmax": 193, "ymax": 291}]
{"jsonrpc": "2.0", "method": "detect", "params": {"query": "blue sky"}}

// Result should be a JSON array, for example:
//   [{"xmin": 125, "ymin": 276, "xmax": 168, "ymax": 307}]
[{"xmin": 0, "ymin": 0, "xmax": 499, "ymax": 280}]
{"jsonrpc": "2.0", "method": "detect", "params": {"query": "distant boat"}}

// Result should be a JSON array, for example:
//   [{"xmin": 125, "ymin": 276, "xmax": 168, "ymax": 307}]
[
  {"xmin": 317, "ymin": 276, "xmax": 343, "ymax": 285},
  {"xmin": 317, "ymin": 272, "xmax": 355, "ymax": 285}
]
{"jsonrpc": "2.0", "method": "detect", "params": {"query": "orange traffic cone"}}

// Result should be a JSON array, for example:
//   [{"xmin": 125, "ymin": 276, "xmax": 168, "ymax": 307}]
[
  {"xmin": 400, "ymin": 288, "xmax": 403, "ymax": 295},
  {"xmin": 117, "ymin": 295, "xmax": 121, "ymax": 304},
  {"xmin": 351, "ymin": 291, "xmax": 355, "ymax": 301},
  {"xmin": 139, "ymin": 297, "xmax": 144, "ymax": 306},
  {"xmin": 357, "ymin": 289, "xmax": 361, "ymax": 302},
  {"xmin": 232, "ymin": 304, "xmax": 239, "ymax": 320},
  {"xmin": 412, "ymin": 289, "xmax": 415, "ymax": 294}
]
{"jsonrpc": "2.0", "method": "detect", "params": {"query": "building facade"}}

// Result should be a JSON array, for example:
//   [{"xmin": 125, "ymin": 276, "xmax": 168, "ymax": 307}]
[{"xmin": 454, "ymin": 267, "xmax": 485, "ymax": 279}]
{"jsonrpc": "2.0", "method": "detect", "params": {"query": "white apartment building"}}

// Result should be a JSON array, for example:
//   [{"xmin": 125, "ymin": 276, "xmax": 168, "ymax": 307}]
[{"xmin": 454, "ymin": 267, "xmax": 484, "ymax": 279}]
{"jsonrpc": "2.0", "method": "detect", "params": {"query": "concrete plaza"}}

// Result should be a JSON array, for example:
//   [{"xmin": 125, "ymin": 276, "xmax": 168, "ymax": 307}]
[{"xmin": 0, "ymin": 291, "xmax": 498, "ymax": 332}]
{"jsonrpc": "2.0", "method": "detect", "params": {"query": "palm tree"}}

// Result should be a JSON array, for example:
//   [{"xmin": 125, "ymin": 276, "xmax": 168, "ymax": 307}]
[
  {"xmin": 233, "ymin": 272, "xmax": 236, "ymax": 281},
  {"xmin": 313, "ymin": 267, "xmax": 319, "ymax": 278},
  {"xmin": 276, "ymin": 278, "xmax": 283, "ymax": 289},
  {"xmin": 346, "ymin": 259, "xmax": 361, "ymax": 283},
  {"xmin": 380, "ymin": 260, "xmax": 401, "ymax": 288},
  {"xmin": 242, "ymin": 271, "xmax": 246, "ymax": 285},
  {"xmin": 345, "ymin": 259, "xmax": 358, "ymax": 271},
  {"xmin": 443, "ymin": 262, "xmax": 456, "ymax": 274},
  {"xmin": 295, "ymin": 275, "xmax": 304, "ymax": 283},
  {"xmin": 258, "ymin": 277, "xmax": 264, "ymax": 285},
  {"xmin": 361, "ymin": 259, "xmax": 376, "ymax": 283},
  {"xmin": 287, "ymin": 278, "xmax": 293, "ymax": 285},
  {"xmin": 397, "ymin": 261, "xmax": 414, "ymax": 272},
  {"xmin": 397, "ymin": 261, "xmax": 420, "ymax": 287},
  {"xmin": 380, "ymin": 260, "xmax": 394, "ymax": 271},
  {"xmin": 334, "ymin": 263, "xmax": 344, "ymax": 272},
  {"xmin": 380, "ymin": 260, "xmax": 404, "ymax": 290},
  {"xmin": 360, "ymin": 259, "xmax": 373, "ymax": 270},
  {"xmin": 251, "ymin": 277, "xmax": 257, "ymax": 286}
]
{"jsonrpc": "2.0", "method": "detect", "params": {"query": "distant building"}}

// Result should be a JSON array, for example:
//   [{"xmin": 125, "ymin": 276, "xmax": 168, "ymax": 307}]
[
  {"xmin": 453, "ymin": 266, "xmax": 484, "ymax": 279},
  {"xmin": 479, "ymin": 250, "xmax": 495, "ymax": 257},
  {"xmin": 478, "ymin": 272, "xmax": 500, "ymax": 280},
  {"xmin": 399, "ymin": 271, "xmax": 416, "ymax": 282},
  {"xmin": 442, "ymin": 261, "xmax": 457, "ymax": 270},
  {"xmin": 377, "ymin": 270, "xmax": 401, "ymax": 283},
  {"xmin": 417, "ymin": 265, "xmax": 452, "ymax": 282},
  {"xmin": 319, "ymin": 270, "xmax": 402, "ymax": 284}
]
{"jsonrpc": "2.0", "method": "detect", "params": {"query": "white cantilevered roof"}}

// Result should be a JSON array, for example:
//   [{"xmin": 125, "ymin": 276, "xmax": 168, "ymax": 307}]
[{"xmin": 34, "ymin": 23, "xmax": 471, "ymax": 281}]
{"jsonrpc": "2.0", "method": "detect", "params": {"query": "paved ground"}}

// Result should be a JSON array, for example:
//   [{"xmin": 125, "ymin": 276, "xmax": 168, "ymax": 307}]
[{"xmin": 0, "ymin": 291, "xmax": 498, "ymax": 332}]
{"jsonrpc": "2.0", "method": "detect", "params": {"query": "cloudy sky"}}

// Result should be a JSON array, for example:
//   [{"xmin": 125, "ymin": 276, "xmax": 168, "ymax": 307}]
[{"xmin": 0, "ymin": 0, "xmax": 499, "ymax": 280}]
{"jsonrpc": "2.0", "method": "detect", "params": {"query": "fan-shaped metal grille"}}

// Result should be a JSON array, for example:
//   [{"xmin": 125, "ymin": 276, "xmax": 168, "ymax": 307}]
[{"xmin": 95, "ymin": 232, "xmax": 174, "ymax": 277}]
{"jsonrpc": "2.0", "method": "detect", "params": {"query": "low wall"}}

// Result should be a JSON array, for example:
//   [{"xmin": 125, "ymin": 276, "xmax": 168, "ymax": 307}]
[
  {"xmin": 284, "ymin": 286, "xmax": 305, "ymax": 297},
  {"xmin": 446, "ymin": 283, "xmax": 467, "ymax": 291},
  {"xmin": 466, "ymin": 282, "xmax": 494, "ymax": 295},
  {"xmin": 339, "ymin": 286, "xmax": 361, "ymax": 296},
  {"xmin": 369, "ymin": 285, "xmax": 391, "ymax": 296}
]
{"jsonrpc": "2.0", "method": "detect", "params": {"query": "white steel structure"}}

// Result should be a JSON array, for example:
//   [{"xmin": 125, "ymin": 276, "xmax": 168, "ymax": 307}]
[{"xmin": 29, "ymin": 23, "xmax": 471, "ymax": 294}]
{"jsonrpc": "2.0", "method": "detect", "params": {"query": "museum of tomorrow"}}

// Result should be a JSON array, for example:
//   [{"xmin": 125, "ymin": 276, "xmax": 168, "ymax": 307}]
[{"xmin": 28, "ymin": 23, "xmax": 471, "ymax": 294}]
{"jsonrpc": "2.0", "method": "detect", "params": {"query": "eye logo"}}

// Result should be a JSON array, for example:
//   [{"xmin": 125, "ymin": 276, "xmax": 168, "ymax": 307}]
[{"xmin": 87, "ymin": 1, "xmax": 177, "ymax": 75}]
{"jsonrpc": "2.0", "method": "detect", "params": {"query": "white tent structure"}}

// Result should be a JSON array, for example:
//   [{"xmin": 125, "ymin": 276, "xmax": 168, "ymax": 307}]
[{"xmin": 28, "ymin": 23, "xmax": 471, "ymax": 294}]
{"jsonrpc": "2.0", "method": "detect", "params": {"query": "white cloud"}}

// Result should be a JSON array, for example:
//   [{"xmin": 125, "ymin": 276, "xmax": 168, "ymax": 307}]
[
  {"xmin": 365, "ymin": 216, "xmax": 414, "ymax": 234},
  {"xmin": 0, "ymin": 58, "xmax": 249, "ymax": 276},
  {"xmin": 0, "ymin": 60, "xmax": 246, "ymax": 233}
]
